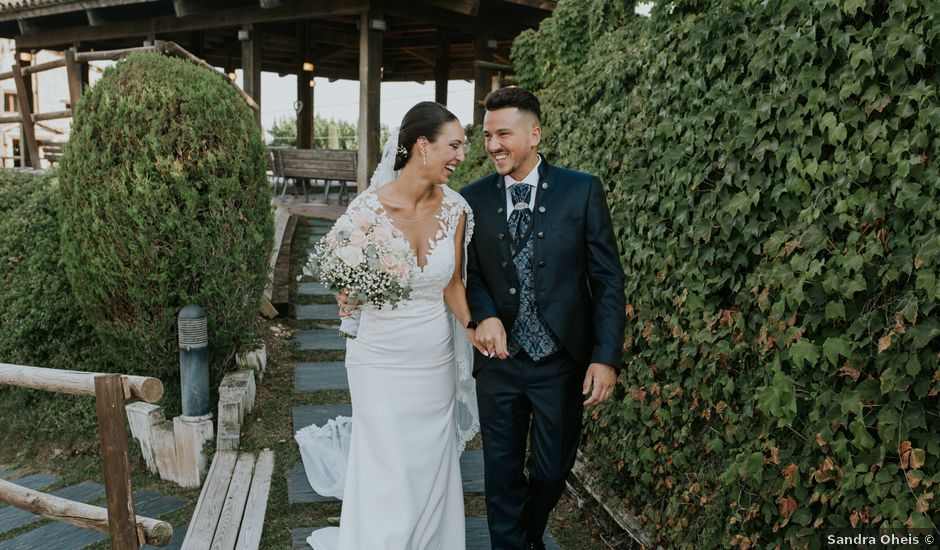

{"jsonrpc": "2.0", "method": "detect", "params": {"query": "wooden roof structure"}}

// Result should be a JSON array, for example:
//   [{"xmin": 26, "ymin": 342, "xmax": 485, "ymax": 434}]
[
  {"xmin": 0, "ymin": 0, "xmax": 556, "ymax": 189},
  {"xmin": 0, "ymin": 0, "xmax": 554, "ymax": 82}
]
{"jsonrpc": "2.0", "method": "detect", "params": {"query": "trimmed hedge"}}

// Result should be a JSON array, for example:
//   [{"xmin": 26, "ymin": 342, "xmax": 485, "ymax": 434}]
[
  {"xmin": 59, "ymin": 52, "xmax": 273, "ymax": 390},
  {"xmin": 0, "ymin": 170, "xmax": 101, "ymax": 449},
  {"xmin": 511, "ymin": 0, "xmax": 939, "ymax": 545}
]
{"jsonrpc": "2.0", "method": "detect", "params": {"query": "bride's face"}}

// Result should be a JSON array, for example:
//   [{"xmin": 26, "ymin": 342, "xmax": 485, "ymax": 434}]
[{"xmin": 421, "ymin": 120, "xmax": 466, "ymax": 184}]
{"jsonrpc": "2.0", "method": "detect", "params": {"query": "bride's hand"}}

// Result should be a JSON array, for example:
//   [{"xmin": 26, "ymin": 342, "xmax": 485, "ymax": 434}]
[
  {"xmin": 475, "ymin": 317, "xmax": 509, "ymax": 359},
  {"xmin": 336, "ymin": 289, "xmax": 356, "ymax": 318},
  {"xmin": 465, "ymin": 328, "xmax": 488, "ymax": 355}
]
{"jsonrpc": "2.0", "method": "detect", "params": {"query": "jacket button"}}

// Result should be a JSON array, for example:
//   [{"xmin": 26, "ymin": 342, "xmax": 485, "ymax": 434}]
[
  {"xmin": 538, "ymin": 260, "xmax": 545, "ymax": 267},
  {"xmin": 509, "ymin": 287, "xmax": 517, "ymax": 295},
  {"xmin": 501, "ymin": 261, "xmax": 508, "ymax": 268},
  {"xmin": 498, "ymin": 233, "xmax": 505, "ymax": 240},
  {"xmin": 497, "ymin": 207, "xmax": 504, "ymax": 214},
  {"xmin": 541, "ymin": 182, "xmax": 548, "ymax": 189},
  {"xmin": 537, "ymin": 231, "xmax": 544, "ymax": 238},
  {"xmin": 538, "ymin": 206, "xmax": 545, "ymax": 213}
]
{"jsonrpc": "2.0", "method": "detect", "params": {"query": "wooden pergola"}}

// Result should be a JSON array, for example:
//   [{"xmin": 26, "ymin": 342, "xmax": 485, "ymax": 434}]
[{"xmin": 0, "ymin": 0, "xmax": 555, "ymax": 187}]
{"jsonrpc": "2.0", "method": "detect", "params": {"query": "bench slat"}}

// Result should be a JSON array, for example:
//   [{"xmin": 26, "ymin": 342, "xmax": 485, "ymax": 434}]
[
  {"xmin": 234, "ymin": 449, "xmax": 275, "ymax": 550},
  {"xmin": 181, "ymin": 451, "xmax": 238, "ymax": 550},
  {"xmin": 210, "ymin": 453, "xmax": 255, "ymax": 550}
]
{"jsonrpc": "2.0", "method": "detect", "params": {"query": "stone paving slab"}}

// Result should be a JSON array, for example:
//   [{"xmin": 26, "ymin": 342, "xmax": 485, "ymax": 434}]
[
  {"xmin": 294, "ymin": 362, "xmax": 348, "ymax": 392},
  {"xmin": 292, "ymin": 518, "xmax": 562, "ymax": 550},
  {"xmin": 0, "ymin": 468, "xmax": 11, "ymax": 479},
  {"xmin": 465, "ymin": 517, "xmax": 562, "ymax": 549},
  {"xmin": 1, "ymin": 473, "xmax": 58, "ymax": 492},
  {"xmin": 0, "ymin": 490, "xmax": 183, "ymax": 550},
  {"xmin": 292, "ymin": 403, "xmax": 352, "ymax": 431},
  {"xmin": 295, "ymin": 329, "xmax": 346, "ymax": 351},
  {"xmin": 0, "ymin": 481, "xmax": 104, "ymax": 535},
  {"xmin": 298, "ymin": 282, "xmax": 334, "ymax": 297},
  {"xmin": 460, "ymin": 450, "xmax": 484, "ymax": 495},
  {"xmin": 287, "ymin": 462, "xmax": 340, "ymax": 504},
  {"xmin": 296, "ymin": 304, "xmax": 339, "ymax": 322}
]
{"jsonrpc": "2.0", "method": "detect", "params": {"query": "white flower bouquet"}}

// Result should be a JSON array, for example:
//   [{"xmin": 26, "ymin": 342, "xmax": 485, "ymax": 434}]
[{"xmin": 302, "ymin": 208, "xmax": 415, "ymax": 338}]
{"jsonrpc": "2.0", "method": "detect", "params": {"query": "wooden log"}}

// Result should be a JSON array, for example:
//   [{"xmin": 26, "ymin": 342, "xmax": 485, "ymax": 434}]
[
  {"xmin": 181, "ymin": 451, "xmax": 238, "ymax": 550},
  {"xmin": 21, "ymin": 57, "xmax": 66, "ymax": 75},
  {"xmin": 0, "ymin": 70, "xmax": 12, "ymax": 80},
  {"xmin": 11, "ymin": 63, "xmax": 39, "ymax": 167},
  {"xmin": 570, "ymin": 451, "xmax": 652, "ymax": 547},
  {"xmin": 0, "ymin": 364, "xmax": 163, "ymax": 403},
  {"xmin": 74, "ymin": 45, "xmax": 160, "ymax": 62},
  {"xmin": 161, "ymin": 41, "xmax": 260, "ymax": 112},
  {"xmin": 0, "ymin": 114, "xmax": 22, "ymax": 123},
  {"xmin": 126, "ymin": 402, "xmax": 166, "ymax": 474},
  {"xmin": 356, "ymin": 6, "xmax": 382, "ymax": 193},
  {"xmin": 64, "ymin": 48, "xmax": 83, "ymax": 115},
  {"xmin": 32, "ymin": 109, "xmax": 72, "ymax": 122},
  {"xmin": 234, "ymin": 449, "xmax": 274, "ymax": 550},
  {"xmin": 210, "ymin": 452, "xmax": 255, "ymax": 549},
  {"xmin": 0, "ymin": 478, "xmax": 173, "ymax": 546},
  {"xmin": 173, "ymin": 415, "xmax": 214, "ymax": 488},
  {"xmin": 95, "ymin": 374, "xmax": 140, "ymax": 550},
  {"xmin": 216, "ymin": 421, "xmax": 240, "ymax": 452}
]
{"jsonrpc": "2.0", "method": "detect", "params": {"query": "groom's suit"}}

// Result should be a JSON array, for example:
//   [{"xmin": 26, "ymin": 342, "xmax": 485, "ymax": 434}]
[{"xmin": 461, "ymin": 156, "xmax": 625, "ymax": 549}]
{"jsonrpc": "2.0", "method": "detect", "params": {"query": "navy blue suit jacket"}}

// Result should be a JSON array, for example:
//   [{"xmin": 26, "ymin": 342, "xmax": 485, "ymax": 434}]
[{"xmin": 460, "ymin": 157, "xmax": 626, "ymax": 374}]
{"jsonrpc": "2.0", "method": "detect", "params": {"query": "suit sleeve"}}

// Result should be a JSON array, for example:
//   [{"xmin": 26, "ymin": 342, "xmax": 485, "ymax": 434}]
[
  {"xmin": 461, "ymin": 190, "xmax": 500, "ymax": 322},
  {"xmin": 584, "ymin": 176, "xmax": 626, "ymax": 369}
]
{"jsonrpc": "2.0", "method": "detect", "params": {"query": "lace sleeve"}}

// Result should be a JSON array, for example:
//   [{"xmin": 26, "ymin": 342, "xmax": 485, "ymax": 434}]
[{"xmin": 442, "ymin": 186, "xmax": 480, "ymax": 453}]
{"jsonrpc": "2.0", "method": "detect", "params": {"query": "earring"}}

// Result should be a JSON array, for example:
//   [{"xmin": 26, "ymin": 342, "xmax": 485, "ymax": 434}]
[{"xmin": 422, "ymin": 150, "xmax": 427, "ymax": 166}]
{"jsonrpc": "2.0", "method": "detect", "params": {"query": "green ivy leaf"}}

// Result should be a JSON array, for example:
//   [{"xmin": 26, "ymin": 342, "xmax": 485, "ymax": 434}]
[
  {"xmin": 823, "ymin": 337, "xmax": 851, "ymax": 366},
  {"xmin": 790, "ymin": 339, "xmax": 819, "ymax": 369}
]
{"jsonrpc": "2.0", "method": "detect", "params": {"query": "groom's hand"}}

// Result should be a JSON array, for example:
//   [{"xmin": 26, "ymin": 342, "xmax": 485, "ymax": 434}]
[
  {"xmin": 476, "ymin": 317, "xmax": 509, "ymax": 359},
  {"xmin": 583, "ymin": 363, "xmax": 617, "ymax": 406}
]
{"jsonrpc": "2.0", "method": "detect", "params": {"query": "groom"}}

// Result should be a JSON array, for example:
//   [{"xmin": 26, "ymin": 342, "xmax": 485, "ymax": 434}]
[{"xmin": 461, "ymin": 88, "xmax": 625, "ymax": 550}]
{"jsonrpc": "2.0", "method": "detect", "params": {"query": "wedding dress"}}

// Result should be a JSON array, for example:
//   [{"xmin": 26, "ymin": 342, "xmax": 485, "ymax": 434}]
[{"xmin": 300, "ymin": 129, "xmax": 478, "ymax": 550}]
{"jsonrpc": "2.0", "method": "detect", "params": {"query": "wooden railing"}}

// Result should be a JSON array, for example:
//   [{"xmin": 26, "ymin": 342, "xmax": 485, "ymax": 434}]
[
  {"xmin": 0, "ymin": 40, "xmax": 259, "ymax": 169},
  {"xmin": 0, "ymin": 363, "xmax": 171, "ymax": 549}
]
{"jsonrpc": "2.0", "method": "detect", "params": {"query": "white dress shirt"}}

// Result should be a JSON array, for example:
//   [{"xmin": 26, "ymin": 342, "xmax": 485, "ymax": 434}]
[{"xmin": 504, "ymin": 156, "xmax": 542, "ymax": 220}]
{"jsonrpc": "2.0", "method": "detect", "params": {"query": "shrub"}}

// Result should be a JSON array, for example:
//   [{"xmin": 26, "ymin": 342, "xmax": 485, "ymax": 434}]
[
  {"xmin": 59, "ymin": 52, "xmax": 273, "ymax": 392},
  {"xmin": 0, "ymin": 170, "xmax": 101, "ymax": 452},
  {"xmin": 513, "ymin": 0, "xmax": 940, "ymax": 544}
]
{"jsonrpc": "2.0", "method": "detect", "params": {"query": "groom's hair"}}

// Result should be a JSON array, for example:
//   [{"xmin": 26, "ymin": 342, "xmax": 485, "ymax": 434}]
[
  {"xmin": 484, "ymin": 87, "xmax": 541, "ymax": 124},
  {"xmin": 395, "ymin": 101, "xmax": 459, "ymax": 170}
]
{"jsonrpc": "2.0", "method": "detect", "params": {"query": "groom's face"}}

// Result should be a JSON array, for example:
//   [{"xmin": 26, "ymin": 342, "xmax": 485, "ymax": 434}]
[{"xmin": 483, "ymin": 107, "xmax": 541, "ymax": 180}]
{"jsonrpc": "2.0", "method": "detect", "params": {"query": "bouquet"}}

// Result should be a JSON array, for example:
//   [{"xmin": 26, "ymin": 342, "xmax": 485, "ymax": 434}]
[{"xmin": 302, "ymin": 208, "xmax": 415, "ymax": 338}]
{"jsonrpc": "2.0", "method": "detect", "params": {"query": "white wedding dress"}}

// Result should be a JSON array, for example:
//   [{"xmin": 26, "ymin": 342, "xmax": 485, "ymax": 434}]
[{"xmin": 303, "ymin": 184, "xmax": 477, "ymax": 550}]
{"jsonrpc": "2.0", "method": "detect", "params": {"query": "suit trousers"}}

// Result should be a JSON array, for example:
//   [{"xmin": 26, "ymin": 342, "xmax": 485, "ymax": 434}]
[{"xmin": 475, "ymin": 349, "xmax": 584, "ymax": 549}]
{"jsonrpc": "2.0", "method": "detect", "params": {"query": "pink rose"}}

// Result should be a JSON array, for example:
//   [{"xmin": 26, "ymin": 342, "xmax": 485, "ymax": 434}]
[{"xmin": 348, "ymin": 229, "xmax": 367, "ymax": 248}]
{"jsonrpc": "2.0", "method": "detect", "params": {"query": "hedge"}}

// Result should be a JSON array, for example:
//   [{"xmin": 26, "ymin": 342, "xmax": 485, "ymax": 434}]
[
  {"xmin": 503, "ymin": 0, "xmax": 939, "ymax": 545},
  {"xmin": 59, "ymin": 52, "xmax": 273, "ymax": 393}
]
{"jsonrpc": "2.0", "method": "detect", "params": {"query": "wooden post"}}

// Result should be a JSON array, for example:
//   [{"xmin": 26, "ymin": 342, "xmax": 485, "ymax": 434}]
[
  {"xmin": 12, "ymin": 53, "xmax": 39, "ymax": 168},
  {"xmin": 95, "ymin": 374, "xmax": 140, "ymax": 550},
  {"xmin": 64, "ymin": 48, "xmax": 83, "ymax": 115},
  {"xmin": 296, "ymin": 21, "xmax": 313, "ymax": 150},
  {"xmin": 473, "ymin": 35, "xmax": 494, "ymax": 127},
  {"xmin": 241, "ymin": 24, "xmax": 262, "ymax": 126},
  {"xmin": 435, "ymin": 27, "xmax": 449, "ymax": 106},
  {"xmin": 357, "ymin": 1, "xmax": 383, "ymax": 192}
]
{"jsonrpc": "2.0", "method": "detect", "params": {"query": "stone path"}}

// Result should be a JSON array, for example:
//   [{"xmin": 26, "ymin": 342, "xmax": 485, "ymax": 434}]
[
  {"xmin": 287, "ymin": 216, "xmax": 562, "ymax": 550},
  {"xmin": 0, "ymin": 468, "xmax": 184, "ymax": 550}
]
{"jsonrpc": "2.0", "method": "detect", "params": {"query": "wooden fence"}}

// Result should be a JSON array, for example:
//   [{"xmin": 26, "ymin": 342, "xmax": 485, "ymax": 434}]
[
  {"xmin": 1, "ymin": 40, "xmax": 258, "ymax": 169},
  {"xmin": 0, "ymin": 363, "xmax": 171, "ymax": 549}
]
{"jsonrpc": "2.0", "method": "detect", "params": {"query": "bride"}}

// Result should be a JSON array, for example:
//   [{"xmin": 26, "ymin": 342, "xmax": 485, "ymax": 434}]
[{"xmin": 300, "ymin": 101, "xmax": 480, "ymax": 550}]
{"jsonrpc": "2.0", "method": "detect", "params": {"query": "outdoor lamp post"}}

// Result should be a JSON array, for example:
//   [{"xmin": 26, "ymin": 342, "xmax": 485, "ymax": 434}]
[{"xmin": 178, "ymin": 304, "xmax": 209, "ymax": 417}]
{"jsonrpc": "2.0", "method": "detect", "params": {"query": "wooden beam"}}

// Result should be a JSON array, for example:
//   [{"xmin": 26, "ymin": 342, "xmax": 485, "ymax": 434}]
[
  {"xmin": 496, "ymin": 0, "xmax": 556, "ymax": 10},
  {"xmin": 17, "ymin": 18, "xmax": 39, "ymax": 35},
  {"xmin": 422, "ymin": 0, "xmax": 480, "ymax": 16},
  {"xmin": 0, "ymin": 363, "xmax": 164, "ymax": 403},
  {"xmin": 259, "ymin": 0, "xmax": 281, "ymax": 7},
  {"xmin": 241, "ymin": 24, "xmax": 262, "ymax": 125},
  {"xmin": 172, "ymin": 0, "xmax": 196, "ymax": 18},
  {"xmin": 0, "ymin": 479, "xmax": 173, "ymax": 546},
  {"xmin": 95, "ymin": 374, "xmax": 140, "ymax": 550},
  {"xmin": 357, "ymin": 1, "xmax": 382, "ymax": 192},
  {"xmin": 0, "ymin": 0, "xmax": 165, "ymax": 23},
  {"xmin": 473, "ymin": 34, "xmax": 493, "ymax": 127},
  {"xmin": 11, "ymin": 60, "xmax": 38, "ymax": 167},
  {"xmin": 14, "ymin": 0, "xmax": 369, "ymax": 49},
  {"xmin": 435, "ymin": 27, "xmax": 449, "ymax": 105},
  {"xmin": 403, "ymin": 47, "xmax": 435, "ymax": 67},
  {"xmin": 296, "ymin": 22, "xmax": 313, "ymax": 149}
]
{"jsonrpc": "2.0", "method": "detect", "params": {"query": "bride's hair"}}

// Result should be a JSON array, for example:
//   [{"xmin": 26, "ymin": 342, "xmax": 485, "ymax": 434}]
[{"xmin": 394, "ymin": 101, "xmax": 458, "ymax": 170}]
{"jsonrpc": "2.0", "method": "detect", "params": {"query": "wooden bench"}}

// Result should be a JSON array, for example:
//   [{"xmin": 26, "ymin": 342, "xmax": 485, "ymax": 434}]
[
  {"xmin": 181, "ymin": 449, "xmax": 274, "ymax": 550},
  {"xmin": 270, "ymin": 147, "xmax": 356, "ymax": 204},
  {"xmin": 40, "ymin": 141, "xmax": 66, "ymax": 165}
]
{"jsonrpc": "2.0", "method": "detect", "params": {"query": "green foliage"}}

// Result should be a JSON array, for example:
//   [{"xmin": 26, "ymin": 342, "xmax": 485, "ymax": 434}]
[
  {"xmin": 514, "ymin": 0, "xmax": 940, "ymax": 544},
  {"xmin": 267, "ymin": 115, "xmax": 362, "ymax": 149},
  {"xmin": 0, "ymin": 170, "xmax": 101, "ymax": 450},
  {"xmin": 59, "ymin": 52, "xmax": 274, "ymax": 391}
]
